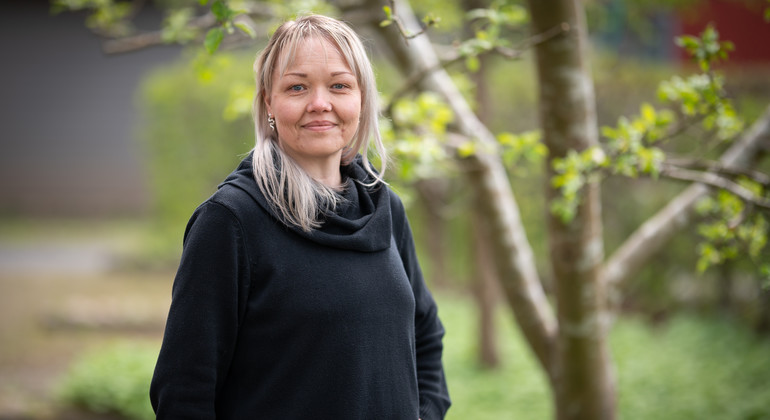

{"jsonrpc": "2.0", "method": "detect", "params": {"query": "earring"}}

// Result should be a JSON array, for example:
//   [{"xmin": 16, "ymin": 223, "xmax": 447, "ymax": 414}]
[{"xmin": 268, "ymin": 115, "xmax": 276, "ymax": 130}]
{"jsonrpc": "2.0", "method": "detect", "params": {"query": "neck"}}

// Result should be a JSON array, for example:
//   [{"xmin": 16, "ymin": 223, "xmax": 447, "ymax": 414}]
[{"xmin": 293, "ymin": 155, "xmax": 344, "ymax": 189}]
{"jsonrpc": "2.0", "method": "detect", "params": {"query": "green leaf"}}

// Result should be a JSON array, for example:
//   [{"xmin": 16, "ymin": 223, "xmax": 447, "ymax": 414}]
[
  {"xmin": 204, "ymin": 27, "xmax": 224, "ymax": 54},
  {"xmin": 675, "ymin": 35, "xmax": 699, "ymax": 51},
  {"xmin": 199, "ymin": 0, "xmax": 209, "ymax": 5},
  {"xmin": 422, "ymin": 13, "xmax": 440, "ymax": 27},
  {"xmin": 380, "ymin": 19, "xmax": 393, "ymax": 27},
  {"xmin": 383, "ymin": 5, "xmax": 392, "ymax": 19},
  {"xmin": 211, "ymin": 0, "xmax": 230, "ymax": 22},
  {"xmin": 640, "ymin": 103, "xmax": 656, "ymax": 124},
  {"xmin": 234, "ymin": 21, "xmax": 256, "ymax": 38},
  {"xmin": 465, "ymin": 56, "xmax": 480, "ymax": 73},
  {"xmin": 457, "ymin": 141, "xmax": 476, "ymax": 157},
  {"xmin": 601, "ymin": 126, "xmax": 619, "ymax": 140}
]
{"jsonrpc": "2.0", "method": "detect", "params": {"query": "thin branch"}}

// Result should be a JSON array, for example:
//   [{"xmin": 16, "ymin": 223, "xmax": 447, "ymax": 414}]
[
  {"xmin": 649, "ymin": 112, "xmax": 707, "ymax": 146},
  {"xmin": 665, "ymin": 157, "xmax": 770, "ymax": 186},
  {"xmin": 97, "ymin": 1, "xmax": 280, "ymax": 55},
  {"xmin": 384, "ymin": 21, "xmax": 570, "ymax": 117},
  {"xmin": 101, "ymin": 13, "xmax": 217, "ymax": 54},
  {"xmin": 386, "ymin": 0, "xmax": 431, "ymax": 45},
  {"xmin": 659, "ymin": 164, "xmax": 770, "ymax": 210}
]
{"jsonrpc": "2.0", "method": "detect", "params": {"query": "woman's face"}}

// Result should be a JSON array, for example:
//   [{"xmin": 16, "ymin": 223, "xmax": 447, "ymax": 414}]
[{"xmin": 266, "ymin": 37, "xmax": 361, "ymax": 172}]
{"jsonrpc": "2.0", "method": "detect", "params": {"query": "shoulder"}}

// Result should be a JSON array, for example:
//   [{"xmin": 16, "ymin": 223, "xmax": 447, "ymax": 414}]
[
  {"xmin": 184, "ymin": 183, "xmax": 268, "ymax": 242},
  {"xmin": 203, "ymin": 182, "xmax": 267, "ymax": 226}
]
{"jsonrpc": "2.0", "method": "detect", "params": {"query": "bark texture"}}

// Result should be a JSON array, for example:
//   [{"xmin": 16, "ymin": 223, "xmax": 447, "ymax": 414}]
[{"xmin": 526, "ymin": 0, "xmax": 615, "ymax": 419}]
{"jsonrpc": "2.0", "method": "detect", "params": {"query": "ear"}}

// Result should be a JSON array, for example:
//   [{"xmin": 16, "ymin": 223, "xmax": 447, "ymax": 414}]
[{"xmin": 263, "ymin": 91, "xmax": 272, "ymax": 116}]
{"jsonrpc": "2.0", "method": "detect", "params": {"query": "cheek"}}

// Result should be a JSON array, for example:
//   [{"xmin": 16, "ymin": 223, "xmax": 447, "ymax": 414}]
[
  {"xmin": 274, "ymin": 101, "xmax": 302, "ymax": 125},
  {"xmin": 341, "ymin": 101, "xmax": 362, "ymax": 125}
]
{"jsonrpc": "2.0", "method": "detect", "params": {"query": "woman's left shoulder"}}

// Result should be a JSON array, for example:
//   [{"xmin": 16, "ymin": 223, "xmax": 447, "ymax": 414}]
[{"xmin": 385, "ymin": 186, "xmax": 406, "ymax": 211}]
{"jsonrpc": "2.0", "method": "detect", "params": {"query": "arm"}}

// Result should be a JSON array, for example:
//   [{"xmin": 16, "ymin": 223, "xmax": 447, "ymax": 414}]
[
  {"xmin": 150, "ymin": 201, "xmax": 250, "ymax": 418},
  {"xmin": 392, "ymin": 195, "xmax": 451, "ymax": 420}
]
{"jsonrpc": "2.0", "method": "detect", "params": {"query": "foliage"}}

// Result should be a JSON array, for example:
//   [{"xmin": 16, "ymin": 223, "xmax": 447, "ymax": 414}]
[
  {"xmin": 459, "ymin": 0, "xmax": 529, "ymax": 73},
  {"xmin": 139, "ymin": 52, "xmax": 255, "ymax": 261},
  {"xmin": 545, "ymin": 25, "xmax": 770, "ymax": 283},
  {"xmin": 51, "ymin": 0, "xmax": 337, "ymax": 53},
  {"xmin": 51, "ymin": 0, "xmax": 135, "ymax": 36},
  {"xmin": 384, "ymin": 92, "xmax": 455, "ymax": 185},
  {"xmin": 695, "ymin": 188, "xmax": 770, "ymax": 284},
  {"xmin": 550, "ymin": 25, "xmax": 744, "ymax": 224},
  {"xmin": 56, "ymin": 342, "xmax": 159, "ymax": 420}
]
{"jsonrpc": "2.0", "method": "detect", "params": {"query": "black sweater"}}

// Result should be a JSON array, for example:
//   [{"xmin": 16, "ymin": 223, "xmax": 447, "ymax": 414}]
[{"xmin": 150, "ymin": 156, "xmax": 450, "ymax": 419}]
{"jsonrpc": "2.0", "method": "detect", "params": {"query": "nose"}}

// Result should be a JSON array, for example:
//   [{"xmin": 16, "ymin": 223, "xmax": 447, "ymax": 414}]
[{"xmin": 306, "ymin": 88, "xmax": 332, "ymax": 113}]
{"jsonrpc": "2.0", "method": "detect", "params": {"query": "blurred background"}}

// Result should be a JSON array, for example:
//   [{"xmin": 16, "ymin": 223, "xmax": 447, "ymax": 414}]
[{"xmin": 1, "ymin": 0, "xmax": 769, "ymax": 418}]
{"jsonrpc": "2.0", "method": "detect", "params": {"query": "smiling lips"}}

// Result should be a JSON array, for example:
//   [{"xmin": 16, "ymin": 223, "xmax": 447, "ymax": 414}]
[{"xmin": 302, "ymin": 120, "xmax": 337, "ymax": 131}]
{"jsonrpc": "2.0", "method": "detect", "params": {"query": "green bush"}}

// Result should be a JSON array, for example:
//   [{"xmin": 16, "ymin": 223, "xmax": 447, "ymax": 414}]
[
  {"xmin": 56, "ymin": 342, "xmax": 159, "ymax": 420},
  {"xmin": 139, "ymin": 51, "xmax": 256, "ymax": 262}
]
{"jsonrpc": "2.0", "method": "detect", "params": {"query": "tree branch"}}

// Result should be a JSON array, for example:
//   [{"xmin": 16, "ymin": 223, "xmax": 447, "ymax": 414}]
[
  {"xmin": 101, "ymin": 13, "xmax": 217, "ymax": 54},
  {"xmin": 384, "ymin": 0, "xmax": 432, "ymax": 45},
  {"xmin": 384, "ymin": 21, "xmax": 570, "ymax": 117},
  {"xmin": 604, "ymin": 105, "xmax": 770, "ymax": 291},
  {"xmin": 665, "ymin": 157, "xmax": 770, "ymax": 186},
  {"xmin": 660, "ymin": 164, "xmax": 770, "ymax": 209}
]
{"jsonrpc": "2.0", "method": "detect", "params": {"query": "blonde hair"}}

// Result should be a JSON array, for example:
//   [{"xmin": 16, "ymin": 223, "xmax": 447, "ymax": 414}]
[{"xmin": 251, "ymin": 14, "xmax": 386, "ymax": 232}]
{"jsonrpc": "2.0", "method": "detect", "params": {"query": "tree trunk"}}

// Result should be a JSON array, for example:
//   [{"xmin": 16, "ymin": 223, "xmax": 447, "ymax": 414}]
[{"xmin": 526, "ymin": 1, "xmax": 615, "ymax": 419}]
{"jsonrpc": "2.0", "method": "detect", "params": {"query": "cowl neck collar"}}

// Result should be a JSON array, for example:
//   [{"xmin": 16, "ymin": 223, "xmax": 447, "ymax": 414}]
[{"xmin": 220, "ymin": 154, "xmax": 392, "ymax": 252}]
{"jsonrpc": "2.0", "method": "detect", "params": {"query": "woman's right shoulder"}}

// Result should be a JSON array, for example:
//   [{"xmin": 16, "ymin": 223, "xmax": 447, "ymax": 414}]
[
  {"xmin": 191, "ymin": 183, "xmax": 255, "ymax": 222},
  {"xmin": 186, "ymin": 182, "xmax": 273, "ymax": 237}
]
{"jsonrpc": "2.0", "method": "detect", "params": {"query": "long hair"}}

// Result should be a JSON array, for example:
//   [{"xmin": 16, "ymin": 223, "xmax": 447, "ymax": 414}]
[{"xmin": 251, "ymin": 15, "xmax": 386, "ymax": 232}]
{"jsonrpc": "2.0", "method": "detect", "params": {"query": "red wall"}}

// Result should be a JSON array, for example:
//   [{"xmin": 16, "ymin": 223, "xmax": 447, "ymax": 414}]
[{"xmin": 677, "ymin": 0, "xmax": 770, "ymax": 64}]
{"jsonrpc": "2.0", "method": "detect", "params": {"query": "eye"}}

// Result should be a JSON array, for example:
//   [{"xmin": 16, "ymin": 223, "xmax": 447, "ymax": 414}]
[
  {"xmin": 331, "ymin": 83, "xmax": 347, "ymax": 90},
  {"xmin": 289, "ymin": 85, "xmax": 305, "ymax": 92}
]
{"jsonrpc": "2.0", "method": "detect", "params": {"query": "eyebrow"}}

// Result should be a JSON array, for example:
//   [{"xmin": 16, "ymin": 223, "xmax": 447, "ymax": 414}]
[{"xmin": 283, "ymin": 71, "xmax": 355, "ymax": 78}]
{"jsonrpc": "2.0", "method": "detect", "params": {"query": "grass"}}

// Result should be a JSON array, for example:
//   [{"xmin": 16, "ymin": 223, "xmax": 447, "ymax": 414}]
[
  {"xmin": 440, "ymin": 293, "xmax": 552, "ymax": 419},
  {"xmin": 438, "ymin": 293, "xmax": 770, "ymax": 420}
]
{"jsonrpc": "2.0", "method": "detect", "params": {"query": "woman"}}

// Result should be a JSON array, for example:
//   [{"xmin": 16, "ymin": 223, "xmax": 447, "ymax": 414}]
[{"xmin": 150, "ymin": 14, "xmax": 450, "ymax": 420}]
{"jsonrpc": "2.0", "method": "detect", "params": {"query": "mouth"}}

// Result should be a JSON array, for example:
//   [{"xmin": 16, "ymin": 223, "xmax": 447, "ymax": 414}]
[{"xmin": 302, "ymin": 120, "xmax": 337, "ymax": 130}]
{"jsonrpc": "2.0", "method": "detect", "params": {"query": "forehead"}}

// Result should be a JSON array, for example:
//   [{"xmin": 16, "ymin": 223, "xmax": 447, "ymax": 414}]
[{"xmin": 276, "ymin": 36, "xmax": 353, "ymax": 75}]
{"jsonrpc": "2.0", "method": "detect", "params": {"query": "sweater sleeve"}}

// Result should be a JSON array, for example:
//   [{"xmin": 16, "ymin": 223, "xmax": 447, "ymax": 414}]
[
  {"xmin": 150, "ymin": 200, "xmax": 250, "ymax": 419},
  {"xmin": 392, "ymin": 194, "xmax": 451, "ymax": 420}
]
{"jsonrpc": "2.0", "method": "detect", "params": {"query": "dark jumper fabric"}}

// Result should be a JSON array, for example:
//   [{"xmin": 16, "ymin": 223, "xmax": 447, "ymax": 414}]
[{"xmin": 149, "ymin": 155, "xmax": 451, "ymax": 419}]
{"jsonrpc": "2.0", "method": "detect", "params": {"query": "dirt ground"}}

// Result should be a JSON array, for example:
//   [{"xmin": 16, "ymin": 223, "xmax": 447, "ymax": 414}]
[{"xmin": 0, "ymin": 232, "xmax": 174, "ymax": 419}]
